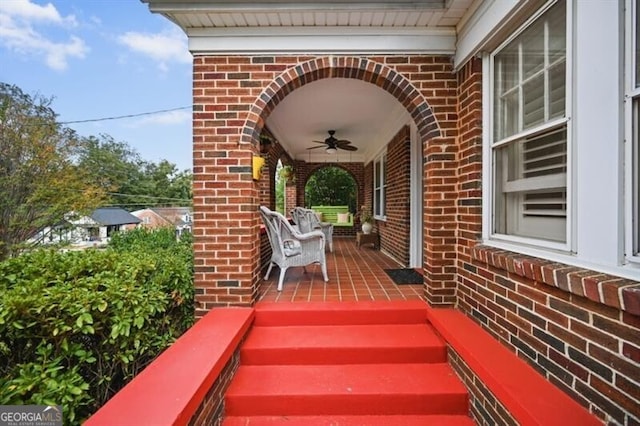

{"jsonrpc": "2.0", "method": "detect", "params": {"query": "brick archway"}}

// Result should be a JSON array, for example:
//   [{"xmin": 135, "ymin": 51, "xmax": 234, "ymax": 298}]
[
  {"xmin": 192, "ymin": 54, "xmax": 458, "ymax": 315},
  {"xmin": 240, "ymin": 56, "xmax": 441, "ymax": 146}
]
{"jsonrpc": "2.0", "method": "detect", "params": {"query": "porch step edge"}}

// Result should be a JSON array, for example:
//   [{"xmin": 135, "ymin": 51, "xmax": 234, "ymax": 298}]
[
  {"xmin": 222, "ymin": 415, "xmax": 476, "ymax": 426},
  {"xmin": 225, "ymin": 363, "xmax": 468, "ymax": 416},
  {"xmin": 253, "ymin": 300, "xmax": 429, "ymax": 326},
  {"xmin": 241, "ymin": 323, "xmax": 447, "ymax": 365}
]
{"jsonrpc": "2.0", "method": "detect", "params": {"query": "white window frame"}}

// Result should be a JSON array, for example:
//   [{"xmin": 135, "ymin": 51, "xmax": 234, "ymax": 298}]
[
  {"xmin": 625, "ymin": 0, "xmax": 640, "ymax": 263},
  {"xmin": 485, "ymin": 0, "xmax": 572, "ymax": 252},
  {"xmin": 373, "ymin": 150, "xmax": 387, "ymax": 220}
]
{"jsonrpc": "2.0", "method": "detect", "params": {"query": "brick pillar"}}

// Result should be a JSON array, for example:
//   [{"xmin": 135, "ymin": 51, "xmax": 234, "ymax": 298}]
[
  {"xmin": 192, "ymin": 56, "xmax": 260, "ymax": 317},
  {"xmin": 285, "ymin": 182, "xmax": 297, "ymax": 215},
  {"xmin": 420, "ymin": 56, "xmax": 459, "ymax": 306}
]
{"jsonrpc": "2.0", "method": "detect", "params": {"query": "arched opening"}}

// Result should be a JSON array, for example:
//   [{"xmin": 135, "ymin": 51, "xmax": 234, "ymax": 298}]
[{"xmin": 304, "ymin": 166, "xmax": 357, "ymax": 213}]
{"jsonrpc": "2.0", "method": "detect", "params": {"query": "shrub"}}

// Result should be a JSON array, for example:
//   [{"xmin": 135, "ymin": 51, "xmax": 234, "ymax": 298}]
[{"xmin": 0, "ymin": 227, "xmax": 194, "ymax": 423}]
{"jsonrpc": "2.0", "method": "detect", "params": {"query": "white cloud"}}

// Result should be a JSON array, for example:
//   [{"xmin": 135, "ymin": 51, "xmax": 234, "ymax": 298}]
[
  {"xmin": 0, "ymin": 0, "xmax": 77, "ymax": 26},
  {"xmin": 0, "ymin": 0, "xmax": 87, "ymax": 70},
  {"xmin": 118, "ymin": 28, "xmax": 191, "ymax": 70},
  {"xmin": 131, "ymin": 109, "xmax": 191, "ymax": 127}
]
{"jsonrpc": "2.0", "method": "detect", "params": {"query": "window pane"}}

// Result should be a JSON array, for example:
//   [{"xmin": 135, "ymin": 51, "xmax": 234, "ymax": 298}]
[
  {"xmin": 495, "ymin": 88, "xmax": 519, "ymax": 140},
  {"xmin": 521, "ymin": 19, "xmax": 545, "ymax": 80},
  {"xmin": 494, "ymin": 128, "xmax": 567, "ymax": 242},
  {"xmin": 636, "ymin": 1, "xmax": 640, "ymax": 87},
  {"xmin": 493, "ymin": 0, "xmax": 566, "ymax": 141},
  {"xmin": 523, "ymin": 74, "xmax": 545, "ymax": 129},
  {"xmin": 548, "ymin": 4, "xmax": 566, "ymax": 65},
  {"xmin": 523, "ymin": 130, "xmax": 567, "ymax": 177},
  {"xmin": 549, "ymin": 60, "xmax": 566, "ymax": 119}
]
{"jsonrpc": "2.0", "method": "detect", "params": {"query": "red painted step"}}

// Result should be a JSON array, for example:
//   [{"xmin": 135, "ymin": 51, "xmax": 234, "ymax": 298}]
[
  {"xmin": 223, "ymin": 414, "xmax": 476, "ymax": 425},
  {"xmin": 253, "ymin": 300, "xmax": 429, "ymax": 326},
  {"xmin": 223, "ymin": 302, "xmax": 474, "ymax": 425},
  {"xmin": 225, "ymin": 363, "xmax": 469, "ymax": 416},
  {"xmin": 241, "ymin": 323, "xmax": 447, "ymax": 365}
]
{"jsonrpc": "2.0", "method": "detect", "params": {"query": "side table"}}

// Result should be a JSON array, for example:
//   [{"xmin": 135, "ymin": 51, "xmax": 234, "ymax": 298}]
[{"xmin": 356, "ymin": 232, "xmax": 379, "ymax": 249}]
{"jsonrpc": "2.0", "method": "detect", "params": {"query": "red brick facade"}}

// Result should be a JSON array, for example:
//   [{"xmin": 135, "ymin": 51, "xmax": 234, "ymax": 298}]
[
  {"xmin": 192, "ymin": 53, "xmax": 640, "ymax": 423},
  {"xmin": 193, "ymin": 55, "xmax": 452, "ymax": 312},
  {"xmin": 455, "ymin": 58, "xmax": 640, "ymax": 425}
]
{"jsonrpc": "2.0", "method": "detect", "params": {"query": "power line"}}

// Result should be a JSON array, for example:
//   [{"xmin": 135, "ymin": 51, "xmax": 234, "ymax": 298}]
[
  {"xmin": 103, "ymin": 191, "xmax": 191, "ymax": 202},
  {"xmin": 101, "ymin": 203, "xmax": 192, "ymax": 207},
  {"xmin": 58, "ymin": 106, "xmax": 192, "ymax": 125}
]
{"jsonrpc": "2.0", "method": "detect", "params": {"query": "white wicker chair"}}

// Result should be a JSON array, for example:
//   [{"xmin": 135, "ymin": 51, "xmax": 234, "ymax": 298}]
[
  {"xmin": 260, "ymin": 206, "xmax": 329, "ymax": 291},
  {"xmin": 290, "ymin": 207, "xmax": 334, "ymax": 252}
]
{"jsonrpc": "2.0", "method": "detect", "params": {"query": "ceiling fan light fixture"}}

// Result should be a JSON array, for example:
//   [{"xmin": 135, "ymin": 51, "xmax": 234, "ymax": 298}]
[{"xmin": 326, "ymin": 147, "xmax": 337, "ymax": 154}]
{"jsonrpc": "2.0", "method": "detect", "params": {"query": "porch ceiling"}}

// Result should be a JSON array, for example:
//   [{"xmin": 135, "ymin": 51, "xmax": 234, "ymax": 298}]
[
  {"xmin": 266, "ymin": 78, "xmax": 410, "ymax": 163},
  {"xmin": 143, "ymin": 1, "xmax": 475, "ymax": 30}
]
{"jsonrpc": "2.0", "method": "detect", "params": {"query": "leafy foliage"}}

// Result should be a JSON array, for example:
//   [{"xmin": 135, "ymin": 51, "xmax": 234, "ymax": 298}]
[
  {"xmin": 76, "ymin": 135, "xmax": 193, "ymax": 210},
  {"xmin": 305, "ymin": 166, "xmax": 357, "ymax": 211},
  {"xmin": 0, "ymin": 83, "xmax": 106, "ymax": 260},
  {"xmin": 0, "ymin": 228, "xmax": 194, "ymax": 424}
]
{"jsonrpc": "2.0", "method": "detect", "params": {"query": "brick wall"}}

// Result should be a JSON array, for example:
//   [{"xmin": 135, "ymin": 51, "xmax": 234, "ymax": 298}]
[
  {"xmin": 377, "ymin": 125, "xmax": 411, "ymax": 265},
  {"xmin": 455, "ymin": 57, "xmax": 640, "ymax": 424},
  {"xmin": 447, "ymin": 348, "xmax": 517, "ymax": 425},
  {"xmin": 188, "ymin": 350, "xmax": 241, "ymax": 425}
]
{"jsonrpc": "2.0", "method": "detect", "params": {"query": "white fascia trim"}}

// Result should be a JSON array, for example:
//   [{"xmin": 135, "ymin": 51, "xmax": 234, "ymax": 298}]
[
  {"xmin": 454, "ymin": 0, "xmax": 525, "ymax": 69},
  {"xmin": 147, "ymin": 1, "xmax": 445, "ymax": 12},
  {"xmin": 188, "ymin": 26, "xmax": 456, "ymax": 54}
]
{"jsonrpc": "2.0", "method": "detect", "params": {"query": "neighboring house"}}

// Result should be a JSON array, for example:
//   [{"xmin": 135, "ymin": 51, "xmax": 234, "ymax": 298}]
[
  {"xmin": 143, "ymin": 0, "xmax": 639, "ymax": 424},
  {"xmin": 87, "ymin": 207, "xmax": 142, "ymax": 241},
  {"xmin": 30, "ymin": 207, "xmax": 141, "ymax": 246},
  {"xmin": 127, "ymin": 207, "xmax": 193, "ymax": 236}
]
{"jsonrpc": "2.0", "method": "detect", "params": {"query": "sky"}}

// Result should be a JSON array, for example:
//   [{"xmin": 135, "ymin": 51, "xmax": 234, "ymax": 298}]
[{"xmin": 0, "ymin": 0, "xmax": 193, "ymax": 171}]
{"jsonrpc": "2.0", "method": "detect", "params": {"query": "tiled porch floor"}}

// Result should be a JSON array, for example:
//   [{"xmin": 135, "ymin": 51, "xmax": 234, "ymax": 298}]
[{"xmin": 257, "ymin": 236, "xmax": 424, "ymax": 302}]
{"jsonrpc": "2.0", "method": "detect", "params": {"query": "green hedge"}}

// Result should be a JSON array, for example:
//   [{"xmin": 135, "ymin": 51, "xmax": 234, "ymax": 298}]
[{"xmin": 0, "ymin": 228, "xmax": 194, "ymax": 423}]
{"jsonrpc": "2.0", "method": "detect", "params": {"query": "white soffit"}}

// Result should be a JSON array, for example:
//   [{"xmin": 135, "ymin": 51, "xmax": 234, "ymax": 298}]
[{"xmin": 143, "ymin": 0, "xmax": 476, "ymax": 54}]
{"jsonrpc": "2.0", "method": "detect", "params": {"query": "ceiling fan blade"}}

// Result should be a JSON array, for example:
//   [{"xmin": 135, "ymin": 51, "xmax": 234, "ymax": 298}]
[
  {"xmin": 336, "ymin": 139, "xmax": 353, "ymax": 145},
  {"xmin": 311, "ymin": 140, "xmax": 326, "ymax": 144},
  {"xmin": 338, "ymin": 145, "xmax": 358, "ymax": 151},
  {"xmin": 306, "ymin": 145, "xmax": 326, "ymax": 150}
]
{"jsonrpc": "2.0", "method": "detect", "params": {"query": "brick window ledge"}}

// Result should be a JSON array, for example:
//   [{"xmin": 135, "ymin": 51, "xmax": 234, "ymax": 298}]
[{"xmin": 471, "ymin": 245, "xmax": 640, "ymax": 316}]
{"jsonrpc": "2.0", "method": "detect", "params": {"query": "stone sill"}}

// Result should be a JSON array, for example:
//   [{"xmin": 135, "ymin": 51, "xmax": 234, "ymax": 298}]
[{"xmin": 471, "ymin": 245, "xmax": 640, "ymax": 316}]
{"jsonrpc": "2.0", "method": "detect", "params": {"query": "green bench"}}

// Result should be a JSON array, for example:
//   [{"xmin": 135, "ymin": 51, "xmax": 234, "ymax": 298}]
[{"xmin": 311, "ymin": 205, "xmax": 354, "ymax": 227}]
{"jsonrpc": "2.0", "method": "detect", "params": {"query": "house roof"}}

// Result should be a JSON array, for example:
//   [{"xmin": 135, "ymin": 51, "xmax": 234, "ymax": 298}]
[
  {"xmin": 91, "ymin": 208, "xmax": 142, "ymax": 226},
  {"xmin": 151, "ymin": 207, "xmax": 192, "ymax": 226}
]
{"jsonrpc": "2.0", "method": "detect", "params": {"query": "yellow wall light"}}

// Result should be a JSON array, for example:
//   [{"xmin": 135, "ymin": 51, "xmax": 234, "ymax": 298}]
[{"xmin": 252, "ymin": 155, "xmax": 266, "ymax": 180}]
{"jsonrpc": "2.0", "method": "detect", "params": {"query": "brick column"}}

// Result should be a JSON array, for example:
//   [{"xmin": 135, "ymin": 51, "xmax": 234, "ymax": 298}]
[{"xmin": 192, "ymin": 56, "xmax": 261, "ymax": 317}]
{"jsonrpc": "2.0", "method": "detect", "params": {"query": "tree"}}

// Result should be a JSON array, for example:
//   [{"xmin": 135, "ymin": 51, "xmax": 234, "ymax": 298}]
[
  {"xmin": 305, "ymin": 166, "xmax": 356, "ymax": 211},
  {"xmin": 141, "ymin": 160, "xmax": 192, "ymax": 206},
  {"xmin": 0, "ymin": 83, "xmax": 106, "ymax": 260},
  {"xmin": 77, "ymin": 136, "xmax": 192, "ymax": 209}
]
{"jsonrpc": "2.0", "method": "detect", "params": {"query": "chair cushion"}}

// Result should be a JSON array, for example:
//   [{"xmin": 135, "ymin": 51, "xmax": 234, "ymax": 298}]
[
  {"xmin": 282, "ymin": 239, "xmax": 302, "ymax": 257},
  {"xmin": 337, "ymin": 213, "xmax": 349, "ymax": 223}
]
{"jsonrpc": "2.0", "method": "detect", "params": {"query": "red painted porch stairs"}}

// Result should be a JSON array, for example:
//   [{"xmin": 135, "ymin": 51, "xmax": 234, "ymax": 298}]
[{"xmin": 222, "ymin": 301, "xmax": 475, "ymax": 425}]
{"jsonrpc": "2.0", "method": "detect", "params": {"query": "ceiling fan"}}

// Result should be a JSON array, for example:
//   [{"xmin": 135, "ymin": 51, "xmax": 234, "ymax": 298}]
[{"xmin": 307, "ymin": 130, "xmax": 358, "ymax": 154}]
